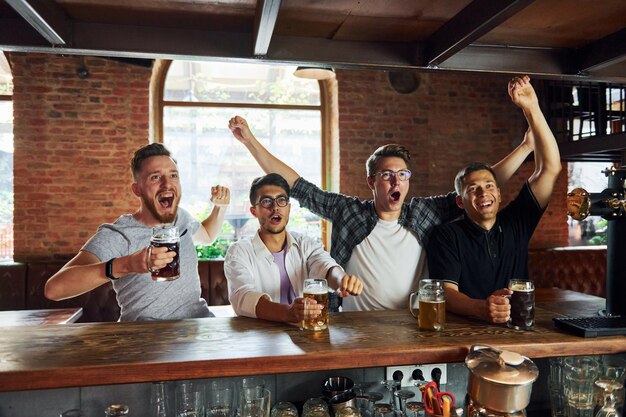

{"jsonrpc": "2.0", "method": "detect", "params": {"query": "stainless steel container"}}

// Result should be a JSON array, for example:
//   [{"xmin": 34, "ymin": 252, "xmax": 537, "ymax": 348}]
[{"xmin": 465, "ymin": 345, "xmax": 539, "ymax": 414}]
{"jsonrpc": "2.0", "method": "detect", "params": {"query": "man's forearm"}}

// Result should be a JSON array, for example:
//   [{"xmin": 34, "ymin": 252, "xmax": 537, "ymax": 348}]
[
  {"xmin": 255, "ymin": 296, "xmax": 291, "ymax": 322},
  {"xmin": 200, "ymin": 205, "xmax": 227, "ymax": 245},
  {"xmin": 445, "ymin": 288, "xmax": 488, "ymax": 321},
  {"xmin": 492, "ymin": 138, "xmax": 533, "ymax": 186}
]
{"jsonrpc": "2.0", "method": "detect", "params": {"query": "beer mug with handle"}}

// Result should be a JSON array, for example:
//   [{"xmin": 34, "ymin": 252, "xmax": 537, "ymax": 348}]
[
  {"xmin": 409, "ymin": 279, "xmax": 446, "ymax": 331},
  {"xmin": 302, "ymin": 278, "xmax": 329, "ymax": 331}
]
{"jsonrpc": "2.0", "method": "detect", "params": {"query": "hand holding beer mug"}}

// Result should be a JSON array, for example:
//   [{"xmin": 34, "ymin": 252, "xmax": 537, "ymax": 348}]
[
  {"xmin": 302, "ymin": 278, "xmax": 329, "ymax": 331},
  {"xmin": 409, "ymin": 279, "xmax": 446, "ymax": 331},
  {"xmin": 148, "ymin": 225, "xmax": 180, "ymax": 281},
  {"xmin": 507, "ymin": 279, "xmax": 535, "ymax": 330}
]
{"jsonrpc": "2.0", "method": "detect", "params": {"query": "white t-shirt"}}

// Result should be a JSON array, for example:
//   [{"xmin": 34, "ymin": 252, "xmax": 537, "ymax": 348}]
[{"xmin": 341, "ymin": 219, "xmax": 427, "ymax": 311}]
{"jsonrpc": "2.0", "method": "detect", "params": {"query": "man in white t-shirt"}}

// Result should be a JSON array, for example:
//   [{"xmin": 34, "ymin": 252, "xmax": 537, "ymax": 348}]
[
  {"xmin": 228, "ymin": 110, "xmax": 534, "ymax": 311},
  {"xmin": 224, "ymin": 173, "xmax": 363, "ymax": 322}
]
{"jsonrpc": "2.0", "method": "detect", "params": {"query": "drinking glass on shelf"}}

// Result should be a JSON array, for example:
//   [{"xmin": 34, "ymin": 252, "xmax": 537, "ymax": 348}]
[
  {"xmin": 372, "ymin": 403, "xmax": 394, "ymax": 417},
  {"xmin": 594, "ymin": 356, "xmax": 626, "ymax": 415},
  {"xmin": 594, "ymin": 392, "xmax": 621, "ymax": 417},
  {"xmin": 151, "ymin": 382, "xmax": 169, "ymax": 417},
  {"xmin": 240, "ymin": 387, "xmax": 271, "ymax": 417},
  {"xmin": 380, "ymin": 380, "xmax": 400, "ymax": 409},
  {"xmin": 564, "ymin": 356, "xmax": 600, "ymax": 417},
  {"xmin": 335, "ymin": 406, "xmax": 362, "ymax": 417},
  {"xmin": 303, "ymin": 397, "xmax": 329, "ymax": 416},
  {"xmin": 208, "ymin": 380, "xmax": 235, "ymax": 417},
  {"xmin": 405, "ymin": 402, "xmax": 425, "ymax": 417},
  {"xmin": 271, "ymin": 402, "xmax": 298, "ymax": 417},
  {"xmin": 366, "ymin": 392, "xmax": 384, "ymax": 414},
  {"xmin": 394, "ymin": 390, "xmax": 416, "ymax": 417},
  {"xmin": 175, "ymin": 380, "xmax": 205, "ymax": 417}
]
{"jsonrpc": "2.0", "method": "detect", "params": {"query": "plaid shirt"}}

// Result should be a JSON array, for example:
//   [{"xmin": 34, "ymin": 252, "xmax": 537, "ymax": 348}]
[{"xmin": 291, "ymin": 177, "xmax": 463, "ymax": 266}]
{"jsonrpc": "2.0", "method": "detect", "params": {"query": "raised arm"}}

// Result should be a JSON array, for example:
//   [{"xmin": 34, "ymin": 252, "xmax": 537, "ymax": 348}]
[
  {"xmin": 509, "ymin": 76, "xmax": 562, "ymax": 209},
  {"xmin": 491, "ymin": 130, "xmax": 533, "ymax": 186},
  {"xmin": 194, "ymin": 185, "xmax": 230, "ymax": 245},
  {"xmin": 228, "ymin": 116, "xmax": 300, "ymax": 187}
]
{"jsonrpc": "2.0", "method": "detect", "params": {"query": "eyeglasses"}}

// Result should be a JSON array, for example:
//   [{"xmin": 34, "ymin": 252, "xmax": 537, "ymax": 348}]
[
  {"xmin": 255, "ymin": 196, "xmax": 289, "ymax": 209},
  {"xmin": 376, "ymin": 169, "xmax": 412, "ymax": 181}
]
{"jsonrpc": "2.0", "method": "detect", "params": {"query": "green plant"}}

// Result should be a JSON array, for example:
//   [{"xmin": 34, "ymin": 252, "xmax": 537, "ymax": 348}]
[{"xmin": 196, "ymin": 237, "xmax": 231, "ymax": 259}]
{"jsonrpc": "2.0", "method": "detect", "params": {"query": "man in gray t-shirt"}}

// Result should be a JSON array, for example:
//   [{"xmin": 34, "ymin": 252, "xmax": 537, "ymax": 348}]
[{"xmin": 45, "ymin": 143, "xmax": 230, "ymax": 321}]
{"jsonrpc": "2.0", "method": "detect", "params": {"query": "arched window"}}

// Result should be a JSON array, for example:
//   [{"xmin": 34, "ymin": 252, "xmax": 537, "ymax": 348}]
[
  {"xmin": 159, "ymin": 61, "xmax": 325, "ymax": 254},
  {"xmin": 0, "ymin": 53, "xmax": 13, "ymax": 261}
]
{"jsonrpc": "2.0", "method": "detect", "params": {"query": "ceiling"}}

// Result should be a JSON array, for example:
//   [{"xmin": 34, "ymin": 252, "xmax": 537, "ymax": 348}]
[{"xmin": 1, "ymin": 0, "xmax": 625, "ymax": 82}]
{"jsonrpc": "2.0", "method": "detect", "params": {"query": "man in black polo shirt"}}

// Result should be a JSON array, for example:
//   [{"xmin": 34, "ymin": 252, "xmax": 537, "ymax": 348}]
[{"xmin": 427, "ymin": 76, "xmax": 562, "ymax": 324}]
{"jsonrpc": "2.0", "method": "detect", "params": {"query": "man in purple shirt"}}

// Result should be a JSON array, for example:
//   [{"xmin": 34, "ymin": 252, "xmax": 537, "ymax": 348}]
[{"xmin": 224, "ymin": 173, "xmax": 363, "ymax": 323}]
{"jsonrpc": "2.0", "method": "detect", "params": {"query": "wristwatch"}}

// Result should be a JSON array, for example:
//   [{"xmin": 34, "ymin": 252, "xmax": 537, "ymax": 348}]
[{"xmin": 105, "ymin": 258, "xmax": 119, "ymax": 281}]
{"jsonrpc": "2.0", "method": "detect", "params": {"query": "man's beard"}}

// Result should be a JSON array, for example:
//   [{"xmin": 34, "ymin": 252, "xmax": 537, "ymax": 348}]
[{"xmin": 142, "ymin": 194, "xmax": 179, "ymax": 224}]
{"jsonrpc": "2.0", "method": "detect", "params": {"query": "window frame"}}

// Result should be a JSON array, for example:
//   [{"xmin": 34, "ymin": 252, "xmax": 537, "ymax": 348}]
[{"xmin": 150, "ymin": 60, "xmax": 336, "ymax": 248}]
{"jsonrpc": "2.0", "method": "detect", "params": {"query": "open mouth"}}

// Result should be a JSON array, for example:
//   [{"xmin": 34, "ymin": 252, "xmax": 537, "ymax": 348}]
[
  {"xmin": 478, "ymin": 200, "xmax": 493, "ymax": 208},
  {"xmin": 390, "ymin": 191, "xmax": 401, "ymax": 202},
  {"xmin": 158, "ymin": 192, "xmax": 175, "ymax": 209},
  {"xmin": 270, "ymin": 214, "xmax": 282, "ymax": 225}
]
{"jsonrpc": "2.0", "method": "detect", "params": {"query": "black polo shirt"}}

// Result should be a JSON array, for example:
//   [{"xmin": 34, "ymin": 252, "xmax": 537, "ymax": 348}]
[{"xmin": 427, "ymin": 182, "xmax": 544, "ymax": 299}]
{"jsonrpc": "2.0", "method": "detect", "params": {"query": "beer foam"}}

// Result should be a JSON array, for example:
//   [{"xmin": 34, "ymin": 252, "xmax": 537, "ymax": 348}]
[
  {"xmin": 510, "ymin": 283, "xmax": 533, "ymax": 292},
  {"xmin": 304, "ymin": 289, "xmax": 328, "ymax": 295}
]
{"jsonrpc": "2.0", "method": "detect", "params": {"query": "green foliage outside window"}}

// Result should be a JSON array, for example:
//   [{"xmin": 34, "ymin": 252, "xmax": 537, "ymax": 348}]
[{"xmin": 587, "ymin": 218, "xmax": 608, "ymax": 245}]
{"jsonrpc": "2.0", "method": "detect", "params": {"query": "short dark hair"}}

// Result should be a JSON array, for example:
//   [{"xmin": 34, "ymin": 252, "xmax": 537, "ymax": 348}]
[
  {"xmin": 454, "ymin": 162, "xmax": 497, "ymax": 194},
  {"xmin": 130, "ymin": 143, "xmax": 175, "ymax": 180},
  {"xmin": 249, "ymin": 173, "xmax": 291, "ymax": 205},
  {"xmin": 366, "ymin": 144, "xmax": 411, "ymax": 177}
]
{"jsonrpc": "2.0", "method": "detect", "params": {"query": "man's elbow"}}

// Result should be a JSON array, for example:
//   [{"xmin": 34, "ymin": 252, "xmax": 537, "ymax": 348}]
[{"xmin": 44, "ymin": 281, "xmax": 63, "ymax": 301}]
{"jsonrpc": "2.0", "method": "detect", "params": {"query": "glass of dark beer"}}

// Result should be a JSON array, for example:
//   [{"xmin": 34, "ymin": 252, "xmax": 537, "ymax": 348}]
[
  {"xmin": 507, "ymin": 279, "xmax": 535, "ymax": 330},
  {"xmin": 302, "ymin": 278, "xmax": 329, "ymax": 331},
  {"xmin": 149, "ymin": 225, "xmax": 180, "ymax": 281}
]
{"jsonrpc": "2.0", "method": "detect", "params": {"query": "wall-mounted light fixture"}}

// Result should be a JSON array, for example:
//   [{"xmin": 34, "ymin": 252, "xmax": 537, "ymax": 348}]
[{"xmin": 293, "ymin": 66, "xmax": 336, "ymax": 80}]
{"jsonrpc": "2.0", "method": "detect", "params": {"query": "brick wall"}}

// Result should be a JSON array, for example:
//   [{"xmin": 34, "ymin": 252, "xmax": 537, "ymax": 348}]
[
  {"xmin": 335, "ymin": 69, "xmax": 568, "ymax": 248},
  {"xmin": 11, "ymin": 53, "xmax": 152, "ymax": 261},
  {"xmin": 9, "ymin": 54, "xmax": 567, "ymax": 261}
]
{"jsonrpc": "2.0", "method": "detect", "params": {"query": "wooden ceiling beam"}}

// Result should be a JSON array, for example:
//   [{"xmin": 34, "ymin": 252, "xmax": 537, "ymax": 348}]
[
  {"xmin": 5, "ymin": 0, "xmax": 71, "ymax": 46},
  {"xmin": 577, "ymin": 28, "xmax": 626, "ymax": 73},
  {"xmin": 1, "ymin": 17, "xmax": 625, "ymax": 83},
  {"xmin": 253, "ymin": 0, "xmax": 282, "ymax": 56},
  {"xmin": 423, "ymin": 0, "xmax": 535, "ymax": 67}
]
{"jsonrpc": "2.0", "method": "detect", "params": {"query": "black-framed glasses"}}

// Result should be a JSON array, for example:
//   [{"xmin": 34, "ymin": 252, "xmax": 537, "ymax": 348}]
[
  {"xmin": 255, "ymin": 196, "xmax": 290, "ymax": 209},
  {"xmin": 377, "ymin": 169, "xmax": 412, "ymax": 181}
]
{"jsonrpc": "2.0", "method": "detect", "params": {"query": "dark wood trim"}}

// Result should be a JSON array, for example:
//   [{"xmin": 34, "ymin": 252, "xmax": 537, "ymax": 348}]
[
  {"xmin": 423, "ymin": 0, "xmax": 535, "ymax": 66},
  {"xmin": 577, "ymin": 28, "xmax": 626, "ymax": 73},
  {"xmin": 5, "ymin": 0, "xmax": 71, "ymax": 45},
  {"xmin": 558, "ymin": 132, "xmax": 626, "ymax": 162}
]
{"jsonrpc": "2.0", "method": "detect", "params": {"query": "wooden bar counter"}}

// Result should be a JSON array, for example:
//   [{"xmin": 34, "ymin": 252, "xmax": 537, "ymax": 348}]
[{"xmin": 0, "ymin": 289, "xmax": 623, "ymax": 392}]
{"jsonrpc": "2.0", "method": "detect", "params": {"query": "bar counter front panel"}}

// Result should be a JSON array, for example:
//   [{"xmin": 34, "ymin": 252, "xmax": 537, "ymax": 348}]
[{"xmin": 0, "ymin": 289, "xmax": 623, "ymax": 392}]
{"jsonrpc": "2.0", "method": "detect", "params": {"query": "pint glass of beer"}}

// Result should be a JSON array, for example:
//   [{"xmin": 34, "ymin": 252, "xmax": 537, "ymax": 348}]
[
  {"xmin": 409, "ymin": 279, "xmax": 445, "ymax": 331},
  {"xmin": 302, "ymin": 278, "xmax": 329, "ymax": 331},
  {"xmin": 507, "ymin": 279, "xmax": 535, "ymax": 330},
  {"xmin": 149, "ymin": 225, "xmax": 180, "ymax": 281}
]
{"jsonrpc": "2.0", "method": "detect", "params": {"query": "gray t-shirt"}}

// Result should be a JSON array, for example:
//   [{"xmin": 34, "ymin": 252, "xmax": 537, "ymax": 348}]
[{"xmin": 82, "ymin": 208, "xmax": 212, "ymax": 321}]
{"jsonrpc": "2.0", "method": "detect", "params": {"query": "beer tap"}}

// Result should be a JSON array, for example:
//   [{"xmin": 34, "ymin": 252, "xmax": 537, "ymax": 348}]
[{"xmin": 566, "ymin": 165, "xmax": 626, "ymax": 316}]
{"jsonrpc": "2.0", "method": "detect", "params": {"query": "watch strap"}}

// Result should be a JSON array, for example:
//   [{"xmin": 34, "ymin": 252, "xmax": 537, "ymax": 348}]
[{"xmin": 105, "ymin": 258, "xmax": 119, "ymax": 281}]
